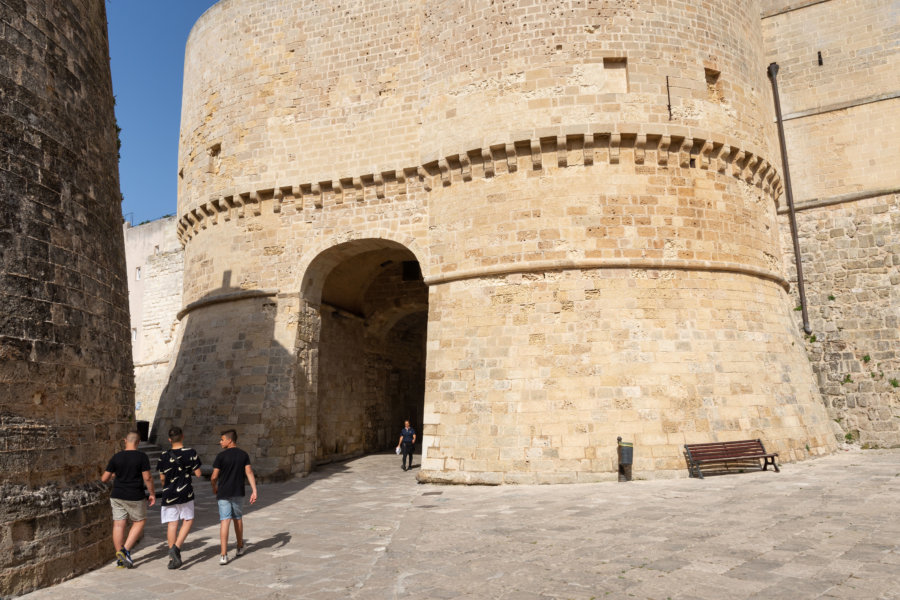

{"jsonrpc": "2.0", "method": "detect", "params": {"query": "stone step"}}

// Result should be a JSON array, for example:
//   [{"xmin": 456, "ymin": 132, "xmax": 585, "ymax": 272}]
[{"xmin": 138, "ymin": 442, "xmax": 163, "ymax": 466}]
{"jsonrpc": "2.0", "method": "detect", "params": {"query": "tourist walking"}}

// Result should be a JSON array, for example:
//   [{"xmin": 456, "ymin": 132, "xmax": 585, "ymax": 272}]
[
  {"xmin": 396, "ymin": 420, "xmax": 416, "ymax": 471},
  {"xmin": 211, "ymin": 429, "xmax": 258, "ymax": 564},
  {"xmin": 101, "ymin": 431, "xmax": 155, "ymax": 568},
  {"xmin": 157, "ymin": 426, "xmax": 202, "ymax": 569}
]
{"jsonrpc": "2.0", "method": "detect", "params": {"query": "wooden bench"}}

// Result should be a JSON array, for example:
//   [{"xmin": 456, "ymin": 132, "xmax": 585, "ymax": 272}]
[{"xmin": 684, "ymin": 439, "xmax": 779, "ymax": 479}]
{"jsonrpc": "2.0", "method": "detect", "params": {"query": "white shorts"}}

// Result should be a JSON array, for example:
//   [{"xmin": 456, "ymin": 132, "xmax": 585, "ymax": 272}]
[{"xmin": 160, "ymin": 500, "xmax": 195, "ymax": 524}]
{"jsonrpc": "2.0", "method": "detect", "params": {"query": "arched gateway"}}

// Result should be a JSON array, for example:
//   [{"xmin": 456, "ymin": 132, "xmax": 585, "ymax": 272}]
[
  {"xmin": 299, "ymin": 239, "xmax": 427, "ymax": 465},
  {"xmin": 166, "ymin": 0, "xmax": 837, "ymax": 484}
]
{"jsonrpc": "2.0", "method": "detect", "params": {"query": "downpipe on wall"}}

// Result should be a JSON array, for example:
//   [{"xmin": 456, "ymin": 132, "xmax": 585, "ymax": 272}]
[{"xmin": 767, "ymin": 62, "xmax": 812, "ymax": 335}]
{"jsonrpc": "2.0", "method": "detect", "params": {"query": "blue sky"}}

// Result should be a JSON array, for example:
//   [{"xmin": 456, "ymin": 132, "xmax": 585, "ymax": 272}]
[{"xmin": 108, "ymin": 1, "xmax": 219, "ymax": 225}]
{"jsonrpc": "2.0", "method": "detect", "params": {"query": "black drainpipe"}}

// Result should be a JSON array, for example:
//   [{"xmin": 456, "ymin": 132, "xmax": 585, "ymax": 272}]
[{"xmin": 767, "ymin": 62, "xmax": 811, "ymax": 335}]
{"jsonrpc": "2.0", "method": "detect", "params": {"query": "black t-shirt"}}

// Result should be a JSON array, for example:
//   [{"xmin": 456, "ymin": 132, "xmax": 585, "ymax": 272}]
[
  {"xmin": 157, "ymin": 447, "xmax": 202, "ymax": 506},
  {"xmin": 106, "ymin": 450, "xmax": 151, "ymax": 501},
  {"xmin": 400, "ymin": 427, "xmax": 416, "ymax": 444},
  {"xmin": 212, "ymin": 447, "xmax": 251, "ymax": 499}
]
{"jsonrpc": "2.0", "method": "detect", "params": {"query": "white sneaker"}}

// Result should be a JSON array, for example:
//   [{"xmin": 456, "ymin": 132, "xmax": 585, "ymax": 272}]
[
  {"xmin": 219, "ymin": 554, "xmax": 229, "ymax": 565},
  {"xmin": 236, "ymin": 545, "xmax": 245, "ymax": 557}
]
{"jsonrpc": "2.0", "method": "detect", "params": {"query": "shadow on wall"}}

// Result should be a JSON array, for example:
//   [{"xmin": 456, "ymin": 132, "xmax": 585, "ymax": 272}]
[
  {"xmin": 150, "ymin": 239, "xmax": 429, "ymax": 482},
  {"xmin": 151, "ymin": 270, "xmax": 297, "ymax": 480}
]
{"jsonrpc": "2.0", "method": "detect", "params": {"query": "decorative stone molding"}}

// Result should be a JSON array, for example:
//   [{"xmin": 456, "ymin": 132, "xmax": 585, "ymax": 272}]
[
  {"xmin": 424, "ymin": 258, "xmax": 791, "ymax": 292},
  {"xmin": 176, "ymin": 289, "xmax": 280, "ymax": 321},
  {"xmin": 176, "ymin": 126, "xmax": 782, "ymax": 245}
]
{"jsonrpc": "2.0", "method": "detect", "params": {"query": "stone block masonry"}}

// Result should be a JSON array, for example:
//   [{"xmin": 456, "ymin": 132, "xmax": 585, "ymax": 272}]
[
  {"xmin": 0, "ymin": 0, "xmax": 132, "ymax": 595},
  {"xmin": 161, "ymin": 0, "xmax": 838, "ymax": 486},
  {"xmin": 765, "ymin": 0, "xmax": 900, "ymax": 447}
]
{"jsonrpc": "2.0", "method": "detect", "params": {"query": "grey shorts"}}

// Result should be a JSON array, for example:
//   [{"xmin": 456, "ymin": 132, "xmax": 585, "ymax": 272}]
[{"xmin": 110, "ymin": 497, "xmax": 147, "ymax": 522}]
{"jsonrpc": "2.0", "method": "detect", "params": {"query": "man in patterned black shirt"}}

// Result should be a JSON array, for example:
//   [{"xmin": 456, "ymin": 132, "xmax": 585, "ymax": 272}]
[{"xmin": 157, "ymin": 426, "xmax": 202, "ymax": 569}]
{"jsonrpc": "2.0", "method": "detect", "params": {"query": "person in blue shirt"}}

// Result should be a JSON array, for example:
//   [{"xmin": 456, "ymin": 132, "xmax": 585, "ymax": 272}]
[{"xmin": 396, "ymin": 420, "xmax": 416, "ymax": 471}]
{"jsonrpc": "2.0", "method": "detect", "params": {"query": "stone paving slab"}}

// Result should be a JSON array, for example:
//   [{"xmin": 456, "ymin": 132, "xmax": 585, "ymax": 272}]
[{"xmin": 17, "ymin": 449, "xmax": 900, "ymax": 600}]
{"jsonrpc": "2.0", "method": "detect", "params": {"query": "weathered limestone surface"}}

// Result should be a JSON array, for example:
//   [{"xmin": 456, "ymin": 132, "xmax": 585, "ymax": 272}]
[
  {"xmin": 123, "ymin": 217, "xmax": 183, "ymax": 423},
  {"xmin": 764, "ymin": 0, "xmax": 900, "ymax": 447},
  {"xmin": 160, "ymin": 0, "xmax": 838, "ymax": 485},
  {"xmin": 0, "ymin": 0, "xmax": 132, "ymax": 596},
  {"xmin": 781, "ymin": 195, "xmax": 900, "ymax": 448}
]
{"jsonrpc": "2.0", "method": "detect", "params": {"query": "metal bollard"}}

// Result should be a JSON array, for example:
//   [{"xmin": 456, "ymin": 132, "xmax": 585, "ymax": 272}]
[{"xmin": 617, "ymin": 436, "xmax": 633, "ymax": 482}]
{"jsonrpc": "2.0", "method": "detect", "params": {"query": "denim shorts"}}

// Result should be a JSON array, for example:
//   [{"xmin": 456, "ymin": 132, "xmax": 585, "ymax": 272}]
[{"xmin": 217, "ymin": 497, "xmax": 244, "ymax": 520}]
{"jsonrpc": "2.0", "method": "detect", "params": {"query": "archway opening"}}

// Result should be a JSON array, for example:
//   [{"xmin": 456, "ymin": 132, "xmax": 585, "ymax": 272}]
[{"xmin": 308, "ymin": 241, "xmax": 428, "ymax": 465}]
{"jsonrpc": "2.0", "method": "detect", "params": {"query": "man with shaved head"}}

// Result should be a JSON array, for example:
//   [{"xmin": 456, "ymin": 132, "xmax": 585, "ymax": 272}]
[{"xmin": 102, "ymin": 431, "xmax": 155, "ymax": 568}]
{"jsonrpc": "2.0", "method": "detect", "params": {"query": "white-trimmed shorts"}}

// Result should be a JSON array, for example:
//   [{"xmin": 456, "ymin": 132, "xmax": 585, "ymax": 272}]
[{"xmin": 160, "ymin": 500, "xmax": 195, "ymax": 524}]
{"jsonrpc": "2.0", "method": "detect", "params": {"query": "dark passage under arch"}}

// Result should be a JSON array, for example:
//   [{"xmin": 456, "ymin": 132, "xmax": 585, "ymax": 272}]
[{"xmin": 306, "ymin": 240, "xmax": 428, "ymax": 465}]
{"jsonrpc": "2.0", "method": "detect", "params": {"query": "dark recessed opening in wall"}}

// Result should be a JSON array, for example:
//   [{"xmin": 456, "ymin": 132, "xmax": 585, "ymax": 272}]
[
  {"xmin": 402, "ymin": 260, "xmax": 421, "ymax": 281},
  {"xmin": 309, "ymin": 241, "xmax": 428, "ymax": 467},
  {"xmin": 817, "ymin": 51, "xmax": 823, "ymax": 66},
  {"xmin": 603, "ymin": 57, "xmax": 628, "ymax": 94},
  {"xmin": 207, "ymin": 143, "xmax": 221, "ymax": 174},
  {"xmin": 705, "ymin": 68, "xmax": 724, "ymax": 103}
]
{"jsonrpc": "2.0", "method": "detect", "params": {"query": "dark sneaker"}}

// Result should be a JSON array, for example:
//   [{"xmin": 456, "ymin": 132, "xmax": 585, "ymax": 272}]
[
  {"xmin": 172, "ymin": 546, "xmax": 183, "ymax": 569},
  {"xmin": 115, "ymin": 558, "xmax": 125, "ymax": 569},
  {"xmin": 167, "ymin": 546, "xmax": 178, "ymax": 569},
  {"xmin": 116, "ymin": 549, "xmax": 133, "ymax": 569}
]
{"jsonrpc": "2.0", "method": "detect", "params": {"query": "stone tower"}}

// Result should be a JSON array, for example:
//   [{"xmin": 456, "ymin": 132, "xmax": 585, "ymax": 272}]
[
  {"xmin": 0, "ymin": 0, "xmax": 132, "ymax": 594},
  {"xmin": 163, "ymin": 0, "xmax": 836, "ymax": 484}
]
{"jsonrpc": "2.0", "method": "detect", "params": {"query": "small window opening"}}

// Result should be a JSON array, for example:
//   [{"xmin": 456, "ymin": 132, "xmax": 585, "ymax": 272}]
[
  {"xmin": 705, "ymin": 68, "xmax": 724, "ymax": 103},
  {"xmin": 135, "ymin": 266, "xmax": 141, "ymax": 280},
  {"xmin": 154, "ymin": 245, "xmax": 160, "ymax": 255},
  {"xmin": 817, "ymin": 51, "xmax": 823, "ymax": 66},
  {"xmin": 602, "ymin": 57, "xmax": 628, "ymax": 94},
  {"xmin": 131, "ymin": 328, "xmax": 137, "ymax": 342},
  {"xmin": 207, "ymin": 143, "xmax": 222, "ymax": 174}
]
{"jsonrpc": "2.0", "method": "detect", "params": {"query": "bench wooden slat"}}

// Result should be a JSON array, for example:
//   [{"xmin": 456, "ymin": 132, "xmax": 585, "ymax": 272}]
[{"xmin": 684, "ymin": 439, "xmax": 779, "ymax": 479}]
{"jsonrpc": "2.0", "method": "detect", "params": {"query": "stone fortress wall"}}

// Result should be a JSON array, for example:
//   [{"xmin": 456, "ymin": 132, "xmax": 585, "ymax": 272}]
[
  {"xmin": 0, "ymin": 0, "xmax": 132, "ymax": 596},
  {"xmin": 158, "ymin": 0, "xmax": 845, "ymax": 484},
  {"xmin": 762, "ymin": 0, "xmax": 900, "ymax": 447},
  {"xmin": 123, "ymin": 217, "xmax": 183, "ymax": 424}
]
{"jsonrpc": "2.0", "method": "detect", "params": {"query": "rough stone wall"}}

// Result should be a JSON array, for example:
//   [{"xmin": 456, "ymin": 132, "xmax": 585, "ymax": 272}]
[
  {"xmin": 169, "ymin": 0, "xmax": 837, "ymax": 483},
  {"xmin": 784, "ymin": 195, "xmax": 900, "ymax": 447},
  {"xmin": 0, "ymin": 0, "xmax": 131, "ymax": 595},
  {"xmin": 123, "ymin": 217, "xmax": 183, "ymax": 424},
  {"xmin": 316, "ymin": 262, "xmax": 427, "ymax": 463},
  {"xmin": 763, "ymin": 0, "xmax": 900, "ymax": 447}
]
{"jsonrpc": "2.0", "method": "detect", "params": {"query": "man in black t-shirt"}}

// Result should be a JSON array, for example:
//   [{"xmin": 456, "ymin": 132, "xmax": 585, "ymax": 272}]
[
  {"xmin": 211, "ymin": 429, "xmax": 258, "ymax": 565},
  {"xmin": 157, "ymin": 426, "xmax": 202, "ymax": 569},
  {"xmin": 102, "ymin": 431, "xmax": 155, "ymax": 568}
]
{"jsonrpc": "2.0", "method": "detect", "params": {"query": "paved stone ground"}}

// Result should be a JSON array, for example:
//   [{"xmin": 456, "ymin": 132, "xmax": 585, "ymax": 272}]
[{"xmin": 19, "ymin": 449, "xmax": 900, "ymax": 600}]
